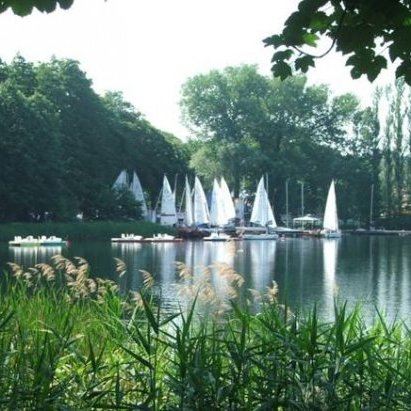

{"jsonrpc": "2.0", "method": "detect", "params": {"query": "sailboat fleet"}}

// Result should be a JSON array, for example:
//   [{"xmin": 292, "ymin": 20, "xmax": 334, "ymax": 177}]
[
  {"xmin": 110, "ymin": 170, "xmax": 343, "ymax": 242},
  {"xmin": 7, "ymin": 169, "xmax": 343, "ymax": 248}
]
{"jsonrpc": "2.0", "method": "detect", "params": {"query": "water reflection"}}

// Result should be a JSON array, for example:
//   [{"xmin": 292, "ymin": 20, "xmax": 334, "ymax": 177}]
[
  {"xmin": 154, "ymin": 242, "xmax": 177, "ymax": 311},
  {"xmin": 111, "ymin": 242, "xmax": 143, "ymax": 291},
  {"xmin": 3, "ymin": 236, "xmax": 411, "ymax": 324},
  {"xmin": 207, "ymin": 241, "xmax": 236, "ymax": 302},
  {"xmin": 9, "ymin": 246, "xmax": 63, "ymax": 267},
  {"xmin": 373, "ymin": 237, "xmax": 411, "ymax": 323},
  {"xmin": 249, "ymin": 241, "xmax": 276, "ymax": 291},
  {"xmin": 322, "ymin": 238, "xmax": 340, "ymax": 319}
]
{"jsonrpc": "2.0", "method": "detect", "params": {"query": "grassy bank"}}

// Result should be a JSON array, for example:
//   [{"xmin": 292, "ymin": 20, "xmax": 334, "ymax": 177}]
[
  {"xmin": 1, "ymin": 257, "xmax": 411, "ymax": 409},
  {"xmin": 0, "ymin": 220, "xmax": 176, "ymax": 242}
]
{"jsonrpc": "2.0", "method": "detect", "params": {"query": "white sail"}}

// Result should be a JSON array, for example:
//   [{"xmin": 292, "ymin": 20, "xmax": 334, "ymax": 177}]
[
  {"xmin": 323, "ymin": 180, "xmax": 340, "ymax": 232},
  {"xmin": 250, "ymin": 176, "xmax": 277, "ymax": 227},
  {"xmin": 184, "ymin": 176, "xmax": 194, "ymax": 226},
  {"xmin": 193, "ymin": 176, "xmax": 210, "ymax": 226},
  {"xmin": 220, "ymin": 177, "xmax": 236, "ymax": 223},
  {"xmin": 209, "ymin": 179, "xmax": 225, "ymax": 226},
  {"xmin": 130, "ymin": 171, "xmax": 148, "ymax": 219},
  {"xmin": 113, "ymin": 170, "xmax": 128, "ymax": 189},
  {"xmin": 160, "ymin": 175, "xmax": 177, "ymax": 225}
]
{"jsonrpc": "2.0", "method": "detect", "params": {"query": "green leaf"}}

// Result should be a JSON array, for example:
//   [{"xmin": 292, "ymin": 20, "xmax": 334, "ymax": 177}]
[
  {"xmin": 298, "ymin": 0, "xmax": 328, "ymax": 15},
  {"xmin": 302, "ymin": 32, "xmax": 319, "ymax": 47},
  {"xmin": 295, "ymin": 55, "xmax": 315, "ymax": 73},
  {"xmin": 272, "ymin": 61, "xmax": 292, "ymax": 80},
  {"xmin": 271, "ymin": 49, "xmax": 293, "ymax": 62},
  {"xmin": 11, "ymin": 2, "xmax": 34, "ymax": 16},
  {"xmin": 120, "ymin": 344, "xmax": 153, "ymax": 369},
  {"xmin": 366, "ymin": 55, "xmax": 387, "ymax": 82},
  {"xmin": 263, "ymin": 34, "xmax": 283, "ymax": 48},
  {"xmin": 395, "ymin": 62, "xmax": 411, "ymax": 86},
  {"xmin": 35, "ymin": 0, "xmax": 58, "ymax": 13},
  {"xmin": 5, "ymin": 0, "xmax": 74, "ymax": 15},
  {"xmin": 337, "ymin": 24, "xmax": 375, "ymax": 55},
  {"xmin": 58, "ymin": 0, "xmax": 74, "ymax": 9},
  {"xmin": 309, "ymin": 11, "xmax": 329, "ymax": 32},
  {"xmin": 350, "ymin": 66, "xmax": 362, "ymax": 79}
]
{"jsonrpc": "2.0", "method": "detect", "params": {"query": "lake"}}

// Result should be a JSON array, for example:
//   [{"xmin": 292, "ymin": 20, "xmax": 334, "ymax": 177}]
[{"xmin": 2, "ymin": 235, "xmax": 411, "ymax": 323}]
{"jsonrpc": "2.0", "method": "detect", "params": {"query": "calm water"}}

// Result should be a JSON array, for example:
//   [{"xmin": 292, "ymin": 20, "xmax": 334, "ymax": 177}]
[{"xmin": 2, "ymin": 235, "xmax": 411, "ymax": 323}]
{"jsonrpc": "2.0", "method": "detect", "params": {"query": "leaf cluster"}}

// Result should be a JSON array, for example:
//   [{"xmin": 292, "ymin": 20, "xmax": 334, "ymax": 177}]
[
  {"xmin": 0, "ymin": 0, "xmax": 73, "ymax": 16},
  {"xmin": 265, "ymin": 0, "xmax": 411, "ymax": 84}
]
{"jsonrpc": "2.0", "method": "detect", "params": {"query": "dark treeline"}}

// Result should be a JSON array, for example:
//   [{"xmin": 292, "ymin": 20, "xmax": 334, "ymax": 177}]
[
  {"xmin": 0, "ymin": 55, "xmax": 189, "ymax": 222},
  {"xmin": 1, "ymin": 57, "xmax": 410, "ymax": 227}
]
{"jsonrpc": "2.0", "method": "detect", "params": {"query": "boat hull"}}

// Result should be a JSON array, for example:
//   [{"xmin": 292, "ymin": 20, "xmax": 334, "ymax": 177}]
[
  {"xmin": 320, "ymin": 230, "xmax": 342, "ymax": 238},
  {"xmin": 241, "ymin": 234, "xmax": 278, "ymax": 240},
  {"xmin": 9, "ymin": 236, "xmax": 66, "ymax": 247}
]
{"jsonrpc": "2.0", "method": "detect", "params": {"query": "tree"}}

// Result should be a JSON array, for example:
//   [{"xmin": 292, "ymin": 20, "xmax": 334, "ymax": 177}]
[
  {"xmin": 181, "ymin": 65, "xmax": 272, "ymax": 194},
  {"xmin": 381, "ymin": 112, "xmax": 394, "ymax": 217},
  {"xmin": 389, "ymin": 79, "xmax": 407, "ymax": 214},
  {"xmin": 102, "ymin": 91, "xmax": 190, "ymax": 206},
  {"xmin": 0, "ymin": 81, "xmax": 62, "ymax": 221},
  {"xmin": 36, "ymin": 58, "xmax": 125, "ymax": 219},
  {"xmin": 351, "ymin": 93, "xmax": 382, "ymax": 224},
  {"xmin": 181, "ymin": 65, "xmax": 360, "ymax": 200},
  {"xmin": 264, "ymin": 0, "xmax": 411, "ymax": 85},
  {"xmin": 0, "ymin": 55, "xmax": 190, "ymax": 222}
]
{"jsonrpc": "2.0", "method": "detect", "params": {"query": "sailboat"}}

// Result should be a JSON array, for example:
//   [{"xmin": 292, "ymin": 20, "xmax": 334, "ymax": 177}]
[
  {"xmin": 176, "ymin": 176, "xmax": 208, "ymax": 239},
  {"xmin": 193, "ymin": 176, "xmax": 210, "ymax": 227},
  {"xmin": 130, "ymin": 171, "xmax": 148, "ymax": 219},
  {"xmin": 242, "ymin": 176, "xmax": 278, "ymax": 240},
  {"xmin": 209, "ymin": 178, "xmax": 226, "ymax": 227},
  {"xmin": 184, "ymin": 176, "xmax": 194, "ymax": 226},
  {"xmin": 112, "ymin": 170, "xmax": 128, "ymax": 189},
  {"xmin": 321, "ymin": 180, "xmax": 342, "ymax": 238},
  {"xmin": 160, "ymin": 175, "xmax": 178, "ymax": 225},
  {"xmin": 220, "ymin": 177, "xmax": 236, "ymax": 225}
]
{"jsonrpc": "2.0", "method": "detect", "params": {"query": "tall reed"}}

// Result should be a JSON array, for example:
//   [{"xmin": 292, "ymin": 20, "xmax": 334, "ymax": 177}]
[{"xmin": 1, "ymin": 253, "xmax": 411, "ymax": 409}]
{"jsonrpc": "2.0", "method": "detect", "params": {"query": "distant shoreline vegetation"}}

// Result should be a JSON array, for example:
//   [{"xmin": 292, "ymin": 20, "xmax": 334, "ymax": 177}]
[{"xmin": 0, "ymin": 221, "xmax": 176, "ymax": 242}]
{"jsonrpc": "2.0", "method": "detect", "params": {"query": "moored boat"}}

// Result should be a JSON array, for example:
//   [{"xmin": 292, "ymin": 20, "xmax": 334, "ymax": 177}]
[
  {"xmin": 39, "ymin": 235, "xmax": 66, "ymax": 246},
  {"xmin": 9, "ymin": 235, "xmax": 66, "ymax": 247},
  {"xmin": 146, "ymin": 233, "xmax": 183, "ymax": 243},
  {"xmin": 240, "ymin": 232, "xmax": 278, "ymax": 240},
  {"xmin": 243, "ymin": 176, "xmax": 278, "ymax": 240},
  {"xmin": 203, "ymin": 231, "xmax": 233, "ymax": 242},
  {"xmin": 111, "ymin": 234, "xmax": 145, "ymax": 243}
]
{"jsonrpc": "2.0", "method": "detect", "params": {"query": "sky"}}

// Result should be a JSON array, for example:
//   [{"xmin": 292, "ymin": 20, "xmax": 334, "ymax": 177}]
[{"xmin": 0, "ymin": 0, "xmax": 395, "ymax": 140}]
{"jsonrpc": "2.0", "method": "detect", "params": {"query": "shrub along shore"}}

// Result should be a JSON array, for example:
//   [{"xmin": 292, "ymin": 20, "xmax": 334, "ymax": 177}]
[
  {"xmin": 0, "ymin": 221, "xmax": 176, "ymax": 242},
  {"xmin": 0, "ymin": 256, "xmax": 410, "ymax": 409}
]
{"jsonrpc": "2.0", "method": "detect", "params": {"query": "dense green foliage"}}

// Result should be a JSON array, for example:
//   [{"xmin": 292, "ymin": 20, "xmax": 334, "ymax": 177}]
[
  {"xmin": 1, "ymin": 257, "xmax": 411, "ymax": 409},
  {"xmin": 265, "ymin": 0, "xmax": 411, "ymax": 85},
  {"xmin": 0, "ymin": 56, "xmax": 188, "ymax": 223},
  {"xmin": 181, "ymin": 65, "xmax": 391, "ymax": 226},
  {"xmin": 2, "ymin": 55, "xmax": 411, "ymax": 228}
]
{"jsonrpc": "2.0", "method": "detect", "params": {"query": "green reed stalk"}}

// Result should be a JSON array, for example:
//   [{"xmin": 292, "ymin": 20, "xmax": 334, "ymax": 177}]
[{"xmin": 2, "ymin": 257, "xmax": 411, "ymax": 408}]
